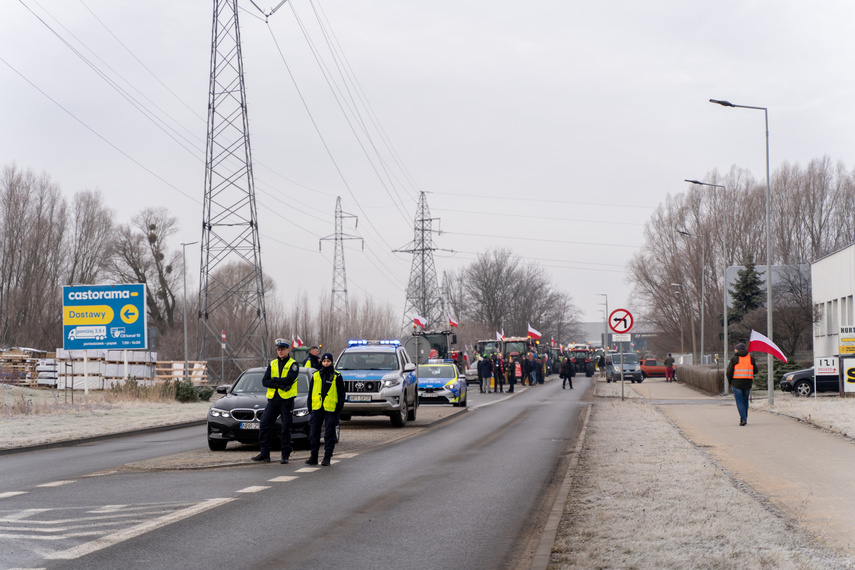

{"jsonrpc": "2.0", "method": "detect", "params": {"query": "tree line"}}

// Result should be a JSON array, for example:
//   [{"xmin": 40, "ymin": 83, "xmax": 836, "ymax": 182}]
[{"xmin": 629, "ymin": 156, "xmax": 851, "ymax": 359}]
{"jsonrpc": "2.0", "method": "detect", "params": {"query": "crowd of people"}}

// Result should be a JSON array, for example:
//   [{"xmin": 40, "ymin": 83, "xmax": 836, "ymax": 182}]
[{"xmin": 474, "ymin": 350, "xmax": 580, "ymax": 393}]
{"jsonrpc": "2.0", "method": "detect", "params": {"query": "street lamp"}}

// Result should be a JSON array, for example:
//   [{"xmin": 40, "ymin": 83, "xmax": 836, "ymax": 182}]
[
  {"xmin": 677, "ymin": 230, "xmax": 705, "ymax": 365},
  {"xmin": 597, "ymin": 293, "xmax": 609, "ymax": 349},
  {"xmin": 670, "ymin": 283, "xmax": 685, "ymax": 357},
  {"xmin": 710, "ymin": 98, "xmax": 773, "ymax": 404},
  {"xmin": 686, "ymin": 179, "xmax": 729, "ymax": 393},
  {"xmin": 180, "ymin": 241, "xmax": 199, "ymax": 383}
]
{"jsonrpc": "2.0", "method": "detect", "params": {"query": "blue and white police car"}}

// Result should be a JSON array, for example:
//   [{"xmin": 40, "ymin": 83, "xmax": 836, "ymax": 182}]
[
  {"xmin": 417, "ymin": 360, "xmax": 468, "ymax": 407},
  {"xmin": 336, "ymin": 340, "xmax": 419, "ymax": 427}
]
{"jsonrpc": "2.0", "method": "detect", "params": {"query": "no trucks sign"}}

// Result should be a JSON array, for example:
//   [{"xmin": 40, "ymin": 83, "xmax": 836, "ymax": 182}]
[{"xmin": 63, "ymin": 284, "xmax": 147, "ymax": 350}]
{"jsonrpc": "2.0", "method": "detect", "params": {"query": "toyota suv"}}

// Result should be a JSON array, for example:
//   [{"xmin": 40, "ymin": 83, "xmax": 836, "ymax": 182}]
[{"xmin": 336, "ymin": 340, "xmax": 419, "ymax": 427}]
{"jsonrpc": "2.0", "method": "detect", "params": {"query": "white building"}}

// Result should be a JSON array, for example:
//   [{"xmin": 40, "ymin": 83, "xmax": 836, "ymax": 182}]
[{"xmin": 811, "ymin": 244, "xmax": 855, "ymax": 358}]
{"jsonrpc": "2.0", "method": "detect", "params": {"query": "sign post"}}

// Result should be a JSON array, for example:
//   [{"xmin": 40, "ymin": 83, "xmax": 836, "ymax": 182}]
[{"xmin": 609, "ymin": 309, "xmax": 634, "ymax": 401}]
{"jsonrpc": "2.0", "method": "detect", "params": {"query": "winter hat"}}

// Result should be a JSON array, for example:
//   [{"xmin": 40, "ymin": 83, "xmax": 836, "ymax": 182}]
[{"xmin": 321, "ymin": 352, "xmax": 334, "ymax": 362}]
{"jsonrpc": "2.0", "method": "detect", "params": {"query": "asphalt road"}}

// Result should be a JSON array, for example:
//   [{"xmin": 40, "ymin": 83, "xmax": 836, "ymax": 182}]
[{"xmin": 0, "ymin": 376, "xmax": 590, "ymax": 569}]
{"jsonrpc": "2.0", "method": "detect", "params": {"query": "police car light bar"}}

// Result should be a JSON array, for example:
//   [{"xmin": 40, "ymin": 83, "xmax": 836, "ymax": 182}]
[
  {"xmin": 347, "ymin": 339, "xmax": 401, "ymax": 346},
  {"xmin": 425, "ymin": 358, "xmax": 454, "ymax": 364}
]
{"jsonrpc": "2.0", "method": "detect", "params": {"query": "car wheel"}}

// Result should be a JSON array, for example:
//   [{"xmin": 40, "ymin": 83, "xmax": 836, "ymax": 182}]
[
  {"xmin": 641, "ymin": 372, "xmax": 648, "ymax": 379},
  {"xmin": 408, "ymin": 388, "xmax": 418, "ymax": 421},
  {"xmin": 461, "ymin": 385, "xmax": 468, "ymax": 407},
  {"xmin": 208, "ymin": 438, "xmax": 227, "ymax": 451},
  {"xmin": 637, "ymin": 377, "xmax": 644, "ymax": 383},
  {"xmin": 793, "ymin": 379, "xmax": 813, "ymax": 397},
  {"xmin": 391, "ymin": 398, "xmax": 408, "ymax": 427}
]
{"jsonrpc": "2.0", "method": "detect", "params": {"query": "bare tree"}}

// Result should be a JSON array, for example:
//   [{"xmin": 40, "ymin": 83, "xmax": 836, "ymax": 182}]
[{"xmin": 67, "ymin": 189, "xmax": 115, "ymax": 285}]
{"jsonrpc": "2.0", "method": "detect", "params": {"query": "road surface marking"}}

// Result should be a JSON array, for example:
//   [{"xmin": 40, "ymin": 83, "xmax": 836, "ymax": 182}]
[
  {"xmin": 295, "ymin": 467, "xmax": 319, "ymax": 473},
  {"xmin": 268, "ymin": 476, "xmax": 298, "ymax": 482},
  {"xmin": 0, "ymin": 492, "xmax": 27, "ymax": 499},
  {"xmin": 45, "ymin": 497, "xmax": 234, "ymax": 560},
  {"xmin": 36, "ymin": 481, "xmax": 75, "ymax": 488},
  {"xmin": 237, "ymin": 486, "xmax": 269, "ymax": 493}
]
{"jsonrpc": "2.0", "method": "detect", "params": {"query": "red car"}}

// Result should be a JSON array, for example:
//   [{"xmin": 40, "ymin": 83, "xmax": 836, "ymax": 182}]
[{"xmin": 640, "ymin": 358, "xmax": 668, "ymax": 379}]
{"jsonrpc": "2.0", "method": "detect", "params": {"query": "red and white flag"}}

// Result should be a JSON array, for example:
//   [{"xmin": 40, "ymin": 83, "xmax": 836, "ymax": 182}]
[
  {"xmin": 449, "ymin": 315, "xmax": 459, "ymax": 328},
  {"xmin": 551, "ymin": 337, "xmax": 555, "ymax": 348},
  {"xmin": 294, "ymin": 336, "xmax": 304, "ymax": 348},
  {"xmin": 748, "ymin": 330, "xmax": 788, "ymax": 362},
  {"xmin": 413, "ymin": 314, "xmax": 427, "ymax": 328},
  {"xmin": 496, "ymin": 331, "xmax": 502, "ymax": 340},
  {"xmin": 527, "ymin": 324, "xmax": 542, "ymax": 340}
]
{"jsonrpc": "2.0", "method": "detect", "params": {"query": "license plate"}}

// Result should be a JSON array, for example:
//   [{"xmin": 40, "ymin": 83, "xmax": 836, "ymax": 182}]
[
  {"xmin": 420, "ymin": 392, "xmax": 438, "ymax": 397},
  {"xmin": 240, "ymin": 422, "xmax": 259, "ymax": 430},
  {"xmin": 348, "ymin": 395, "xmax": 371, "ymax": 402}
]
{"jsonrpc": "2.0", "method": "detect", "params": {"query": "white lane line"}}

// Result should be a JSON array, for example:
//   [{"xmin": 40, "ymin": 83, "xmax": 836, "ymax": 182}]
[
  {"xmin": 45, "ymin": 497, "xmax": 235, "ymax": 560},
  {"xmin": 0, "ymin": 492, "xmax": 27, "ymax": 499},
  {"xmin": 87, "ymin": 505, "xmax": 127, "ymax": 513},
  {"xmin": 237, "ymin": 486, "xmax": 269, "ymax": 493},
  {"xmin": 295, "ymin": 467, "xmax": 319, "ymax": 473},
  {"xmin": 333, "ymin": 453, "xmax": 357, "ymax": 459},
  {"xmin": 36, "ymin": 481, "xmax": 75, "ymax": 488},
  {"xmin": 2, "ymin": 509, "xmax": 50, "ymax": 521},
  {"xmin": 268, "ymin": 476, "xmax": 298, "ymax": 482}
]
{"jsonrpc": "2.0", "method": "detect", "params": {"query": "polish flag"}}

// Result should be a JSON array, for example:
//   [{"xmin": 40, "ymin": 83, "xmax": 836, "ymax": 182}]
[
  {"xmin": 748, "ymin": 330, "xmax": 787, "ymax": 362},
  {"xmin": 294, "ymin": 336, "xmax": 304, "ymax": 348},
  {"xmin": 449, "ymin": 315, "xmax": 459, "ymax": 328},
  {"xmin": 551, "ymin": 337, "xmax": 555, "ymax": 348},
  {"xmin": 527, "ymin": 324, "xmax": 542, "ymax": 340},
  {"xmin": 413, "ymin": 315, "xmax": 427, "ymax": 328}
]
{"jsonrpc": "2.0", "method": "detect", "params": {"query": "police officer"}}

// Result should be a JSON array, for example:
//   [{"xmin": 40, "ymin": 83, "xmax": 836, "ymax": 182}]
[
  {"xmin": 252, "ymin": 338, "xmax": 300, "ymax": 464},
  {"xmin": 304, "ymin": 345, "xmax": 322, "ymax": 370},
  {"xmin": 305, "ymin": 352, "xmax": 345, "ymax": 466}
]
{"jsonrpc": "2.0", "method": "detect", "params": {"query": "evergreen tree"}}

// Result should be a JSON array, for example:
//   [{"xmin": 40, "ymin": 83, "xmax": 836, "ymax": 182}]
[{"xmin": 728, "ymin": 254, "xmax": 765, "ymax": 324}]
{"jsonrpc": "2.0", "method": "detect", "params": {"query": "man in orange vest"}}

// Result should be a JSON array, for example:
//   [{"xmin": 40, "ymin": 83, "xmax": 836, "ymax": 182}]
[{"xmin": 726, "ymin": 342, "xmax": 758, "ymax": 426}]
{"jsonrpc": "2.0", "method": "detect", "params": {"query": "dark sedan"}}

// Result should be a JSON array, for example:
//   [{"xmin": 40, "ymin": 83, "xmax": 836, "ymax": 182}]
[
  {"xmin": 780, "ymin": 367, "xmax": 840, "ymax": 397},
  {"xmin": 206, "ymin": 366, "xmax": 314, "ymax": 451}
]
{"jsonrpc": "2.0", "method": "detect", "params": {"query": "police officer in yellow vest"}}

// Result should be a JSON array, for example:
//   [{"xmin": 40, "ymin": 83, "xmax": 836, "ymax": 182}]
[
  {"xmin": 252, "ymin": 338, "xmax": 300, "ymax": 464},
  {"xmin": 305, "ymin": 352, "xmax": 345, "ymax": 466},
  {"xmin": 726, "ymin": 342, "xmax": 758, "ymax": 426}
]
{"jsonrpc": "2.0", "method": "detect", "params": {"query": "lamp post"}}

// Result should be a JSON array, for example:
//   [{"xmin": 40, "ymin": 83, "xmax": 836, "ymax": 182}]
[
  {"xmin": 686, "ymin": 179, "xmax": 729, "ymax": 393},
  {"xmin": 597, "ymin": 293, "xmax": 609, "ymax": 349},
  {"xmin": 670, "ymin": 283, "xmax": 685, "ymax": 357},
  {"xmin": 710, "ymin": 98, "xmax": 773, "ymax": 404},
  {"xmin": 180, "ymin": 241, "xmax": 199, "ymax": 383},
  {"xmin": 677, "ymin": 230, "xmax": 705, "ymax": 365}
]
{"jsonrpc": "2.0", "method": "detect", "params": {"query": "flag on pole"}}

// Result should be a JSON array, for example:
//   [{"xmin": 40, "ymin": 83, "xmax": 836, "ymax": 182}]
[
  {"xmin": 413, "ymin": 315, "xmax": 427, "ymax": 328},
  {"xmin": 748, "ymin": 330, "xmax": 788, "ymax": 362},
  {"xmin": 501, "ymin": 328, "xmax": 505, "ymax": 340},
  {"xmin": 449, "ymin": 315, "xmax": 459, "ymax": 328},
  {"xmin": 527, "ymin": 324, "xmax": 542, "ymax": 340},
  {"xmin": 496, "ymin": 331, "xmax": 502, "ymax": 340},
  {"xmin": 295, "ymin": 336, "xmax": 304, "ymax": 348},
  {"xmin": 551, "ymin": 337, "xmax": 555, "ymax": 348}
]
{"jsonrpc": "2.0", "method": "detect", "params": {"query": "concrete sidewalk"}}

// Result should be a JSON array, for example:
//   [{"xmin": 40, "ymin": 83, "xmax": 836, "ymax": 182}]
[{"xmin": 640, "ymin": 380, "xmax": 855, "ymax": 555}]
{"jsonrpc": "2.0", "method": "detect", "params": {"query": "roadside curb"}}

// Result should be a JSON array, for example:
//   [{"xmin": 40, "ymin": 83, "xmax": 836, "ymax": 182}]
[
  {"xmin": 531, "ymin": 402, "xmax": 592, "ymax": 570},
  {"xmin": 0, "ymin": 420, "xmax": 206, "ymax": 456}
]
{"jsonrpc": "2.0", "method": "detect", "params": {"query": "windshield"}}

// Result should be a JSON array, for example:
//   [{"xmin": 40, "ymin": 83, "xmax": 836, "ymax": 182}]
[
  {"xmin": 418, "ymin": 364, "xmax": 456, "ymax": 378},
  {"xmin": 422, "ymin": 334, "xmax": 449, "ymax": 359},
  {"xmin": 336, "ymin": 351, "xmax": 399, "ymax": 371},
  {"xmin": 477, "ymin": 341, "xmax": 502, "ymax": 356},
  {"xmin": 612, "ymin": 354, "xmax": 639, "ymax": 365},
  {"xmin": 230, "ymin": 369, "xmax": 310, "ymax": 394},
  {"xmin": 504, "ymin": 341, "xmax": 527, "ymax": 355}
]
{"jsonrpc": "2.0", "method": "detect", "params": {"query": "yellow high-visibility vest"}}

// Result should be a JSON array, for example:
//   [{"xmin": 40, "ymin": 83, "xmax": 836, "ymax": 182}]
[
  {"xmin": 267, "ymin": 358, "xmax": 297, "ymax": 399},
  {"xmin": 311, "ymin": 369, "xmax": 340, "ymax": 412}
]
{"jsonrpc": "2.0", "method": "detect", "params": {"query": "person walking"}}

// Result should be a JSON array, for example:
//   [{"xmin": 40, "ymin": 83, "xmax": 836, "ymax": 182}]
[
  {"xmin": 492, "ymin": 352, "xmax": 504, "ymax": 393},
  {"xmin": 561, "ymin": 356, "xmax": 574, "ymax": 389},
  {"xmin": 726, "ymin": 343, "xmax": 758, "ymax": 426},
  {"xmin": 598, "ymin": 353, "xmax": 606, "ymax": 378},
  {"xmin": 664, "ymin": 353, "xmax": 675, "ymax": 383},
  {"xmin": 305, "ymin": 352, "xmax": 345, "ymax": 466},
  {"xmin": 303, "ymin": 346, "xmax": 322, "ymax": 370},
  {"xmin": 477, "ymin": 354, "xmax": 493, "ymax": 394},
  {"xmin": 252, "ymin": 338, "xmax": 300, "ymax": 464}
]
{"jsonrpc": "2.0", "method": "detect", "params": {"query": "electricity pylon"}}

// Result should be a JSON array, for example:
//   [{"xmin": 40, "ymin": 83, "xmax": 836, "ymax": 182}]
[
  {"xmin": 397, "ymin": 192, "xmax": 451, "ymax": 330},
  {"xmin": 320, "ymin": 197, "xmax": 362, "ymax": 317},
  {"xmin": 197, "ymin": 0, "xmax": 267, "ymax": 383}
]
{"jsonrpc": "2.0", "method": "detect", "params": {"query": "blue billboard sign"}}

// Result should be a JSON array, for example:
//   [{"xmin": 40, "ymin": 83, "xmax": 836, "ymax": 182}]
[{"xmin": 63, "ymin": 284, "xmax": 147, "ymax": 350}]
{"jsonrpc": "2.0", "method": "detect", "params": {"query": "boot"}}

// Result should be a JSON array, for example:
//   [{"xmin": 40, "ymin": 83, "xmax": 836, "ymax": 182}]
[
  {"xmin": 280, "ymin": 454, "xmax": 290, "ymax": 464},
  {"xmin": 251, "ymin": 453, "xmax": 270, "ymax": 463},
  {"xmin": 321, "ymin": 454, "xmax": 332, "ymax": 466},
  {"xmin": 305, "ymin": 454, "xmax": 319, "ymax": 465}
]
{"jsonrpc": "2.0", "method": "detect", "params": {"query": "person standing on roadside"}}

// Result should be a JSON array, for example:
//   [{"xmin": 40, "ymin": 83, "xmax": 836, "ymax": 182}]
[
  {"xmin": 477, "ymin": 354, "xmax": 493, "ymax": 394},
  {"xmin": 521, "ymin": 352, "xmax": 532, "ymax": 386},
  {"xmin": 305, "ymin": 352, "xmax": 345, "ymax": 466},
  {"xmin": 535, "ymin": 354, "xmax": 545, "ymax": 385},
  {"xmin": 303, "ymin": 346, "xmax": 322, "ymax": 370},
  {"xmin": 598, "ymin": 353, "xmax": 606, "ymax": 378},
  {"xmin": 253, "ymin": 338, "xmax": 300, "ymax": 464},
  {"xmin": 561, "ymin": 356, "xmax": 574, "ymax": 389},
  {"xmin": 506, "ymin": 354, "xmax": 518, "ymax": 393},
  {"xmin": 664, "ymin": 353, "xmax": 675, "ymax": 383},
  {"xmin": 492, "ymin": 352, "xmax": 504, "ymax": 393},
  {"xmin": 726, "ymin": 343, "xmax": 758, "ymax": 426}
]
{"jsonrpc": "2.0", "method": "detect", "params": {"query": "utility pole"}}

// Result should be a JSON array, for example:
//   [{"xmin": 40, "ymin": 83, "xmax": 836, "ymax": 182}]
[
  {"xmin": 197, "ymin": 0, "xmax": 268, "ymax": 383},
  {"xmin": 320, "ymin": 197, "xmax": 362, "ymax": 319},
  {"xmin": 397, "ymin": 192, "xmax": 451, "ymax": 329}
]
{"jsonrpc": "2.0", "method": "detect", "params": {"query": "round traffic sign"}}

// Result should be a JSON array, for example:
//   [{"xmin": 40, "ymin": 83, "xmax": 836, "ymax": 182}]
[{"xmin": 608, "ymin": 308, "xmax": 633, "ymax": 334}]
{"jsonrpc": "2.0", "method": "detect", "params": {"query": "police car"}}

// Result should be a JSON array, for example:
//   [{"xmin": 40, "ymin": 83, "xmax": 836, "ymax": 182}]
[
  {"xmin": 336, "ymin": 340, "xmax": 418, "ymax": 427},
  {"xmin": 417, "ymin": 360, "xmax": 468, "ymax": 407}
]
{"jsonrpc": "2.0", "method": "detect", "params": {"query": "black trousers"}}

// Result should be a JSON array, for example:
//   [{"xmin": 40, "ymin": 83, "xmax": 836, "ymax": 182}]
[
  {"xmin": 309, "ymin": 408, "xmax": 340, "ymax": 457},
  {"xmin": 563, "ymin": 375, "xmax": 573, "ymax": 389},
  {"xmin": 258, "ymin": 395, "xmax": 294, "ymax": 457}
]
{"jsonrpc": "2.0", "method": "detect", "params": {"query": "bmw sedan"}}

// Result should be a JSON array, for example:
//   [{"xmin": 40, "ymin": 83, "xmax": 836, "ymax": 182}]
[{"xmin": 206, "ymin": 366, "xmax": 316, "ymax": 451}]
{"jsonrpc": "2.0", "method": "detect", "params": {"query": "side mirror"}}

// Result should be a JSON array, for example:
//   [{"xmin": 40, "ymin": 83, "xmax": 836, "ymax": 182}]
[
  {"xmin": 216, "ymin": 385, "xmax": 228, "ymax": 394},
  {"xmin": 404, "ymin": 363, "xmax": 416, "ymax": 372}
]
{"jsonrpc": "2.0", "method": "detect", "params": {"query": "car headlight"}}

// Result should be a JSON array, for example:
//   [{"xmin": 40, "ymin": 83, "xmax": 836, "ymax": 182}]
[
  {"xmin": 209, "ymin": 408, "xmax": 230, "ymax": 418},
  {"xmin": 444, "ymin": 382, "xmax": 458, "ymax": 391},
  {"xmin": 383, "ymin": 378, "xmax": 401, "ymax": 388},
  {"xmin": 293, "ymin": 407, "xmax": 309, "ymax": 417},
  {"xmin": 613, "ymin": 365, "xmax": 621, "ymax": 372}
]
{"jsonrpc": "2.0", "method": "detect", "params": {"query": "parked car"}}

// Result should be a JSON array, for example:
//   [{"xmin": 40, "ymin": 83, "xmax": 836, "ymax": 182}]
[
  {"xmin": 606, "ymin": 353, "xmax": 643, "ymax": 383},
  {"xmin": 640, "ymin": 358, "xmax": 668, "ymax": 379},
  {"xmin": 780, "ymin": 367, "xmax": 840, "ymax": 397},
  {"xmin": 206, "ymin": 366, "xmax": 316, "ymax": 451},
  {"xmin": 417, "ymin": 361, "xmax": 467, "ymax": 407}
]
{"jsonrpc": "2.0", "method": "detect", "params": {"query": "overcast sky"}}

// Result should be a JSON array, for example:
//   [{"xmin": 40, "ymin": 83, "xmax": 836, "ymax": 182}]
[{"xmin": 3, "ymin": 0, "xmax": 855, "ymax": 336}]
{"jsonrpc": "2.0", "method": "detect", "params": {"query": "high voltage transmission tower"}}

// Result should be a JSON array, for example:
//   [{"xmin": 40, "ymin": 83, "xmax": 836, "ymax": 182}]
[
  {"xmin": 320, "ymin": 197, "xmax": 362, "ymax": 317},
  {"xmin": 396, "ymin": 192, "xmax": 452, "ymax": 330},
  {"xmin": 197, "ymin": 0, "xmax": 269, "ymax": 383}
]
